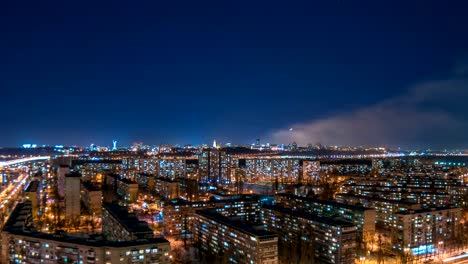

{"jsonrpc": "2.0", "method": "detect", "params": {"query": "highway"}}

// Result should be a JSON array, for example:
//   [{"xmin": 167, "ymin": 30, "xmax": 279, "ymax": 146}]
[
  {"xmin": 0, "ymin": 169, "xmax": 31, "ymax": 226},
  {"xmin": 0, "ymin": 156, "xmax": 50, "ymax": 226},
  {"xmin": 442, "ymin": 252, "xmax": 468, "ymax": 264},
  {"xmin": 0, "ymin": 156, "xmax": 50, "ymax": 168}
]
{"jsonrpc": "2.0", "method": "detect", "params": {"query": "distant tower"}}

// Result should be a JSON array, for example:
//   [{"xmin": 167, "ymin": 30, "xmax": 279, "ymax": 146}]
[
  {"xmin": 256, "ymin": 138, "xmax": 260, "ymax": 146},
  {"xmin": 213, "ymin": 139, "xmax": 217, "ymax": 148},
  {"xmin": 112, "ymin": 140, "xmax": 117, "ymax": 151}
]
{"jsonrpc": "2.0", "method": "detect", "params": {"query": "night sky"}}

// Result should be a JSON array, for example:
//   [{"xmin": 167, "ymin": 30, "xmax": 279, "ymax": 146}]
[{"xmin": 1, "ymin": 1, "xmax": 468, "ymax": 148}]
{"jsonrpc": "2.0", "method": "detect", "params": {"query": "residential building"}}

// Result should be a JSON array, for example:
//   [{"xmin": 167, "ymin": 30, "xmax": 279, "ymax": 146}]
[
  {"xmin": 195, "ymin": 209, "xmax": 278, "ymax": 264},
  {"xmin": 116, "ymin": 178, "xmax": 138, "ymax": 203},
  {"xmin": 275, "ymin": 193, "xmax": 375, "ymax": 240},
  {"xmin": 1, "ymin": 202, "xmax": 170, "ymax": 264},
  {"xmin": 81, "ymin": 181, "xmax": 102, "ymax": 215},
  {"xmin": 57, "ymin": 165, "xmax": 70, "ymax": 198},
  {"xmin": 105, "ymin": 173, "xmax": 139, "ymax": 203},
  {"xmin": 262, "ymin": 205, "xmax": 357, "ymax": 264},
  {"xmin": 163, "ymin": 195, "xmax": 261, "ymax": 237},
  {"xmin": 155, "ymin": 177, "xmax": 180, "ymax": 200},
  {"xmin": 65, "ymin": 172, "xmax": 81, "ymax": 219},
  {"xmin": 136, "ymin": 173, "xmax": 155, "ymax": 193},
  {"xmin": 24, "ymin": 180, "xmax": 40, "ymax": 219},
  {"xmin": 336, "ymin": 193, "xmax": 421, "ymax": 229},
  {"xmin": 392, "ymin": 207, "xmax": 463, "ymax": 254},
  {"xmin": 102, "ymin": 203, "xmax": 154, "ymax": 242}
]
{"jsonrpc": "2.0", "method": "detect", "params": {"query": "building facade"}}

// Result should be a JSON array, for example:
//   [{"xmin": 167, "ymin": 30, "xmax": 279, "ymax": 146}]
[
  {"xmin": 102, "ymin": 203, "xmax": 154, "ymax": 242},
  {"xmin": 392, "ymin": 207, "xmax": 463, "ymax": 254},
  {"xmin": 275, "ymin": 193, "xmax": 375, "ymax": 240},
  {"xmin": 2, "ymin": 202, "xmax": 171, "ymax": 264},
  {"xmin": 81, "ymin": 181, "xmax": 103, "ymax": 215},
  {"xmin": 24, "ymin": 180, "xmax": 40, "ymax": 220},
  {"xmin": 195, "ymin": 209, "xmax": 278, "ymax": 264},
  {"xmin": 262, "ymin": 205, "xmax": 357, "ymax": 264},
  {"xmin": 64, "ymin": 172, "xmax": 81, "ymax": 219}
]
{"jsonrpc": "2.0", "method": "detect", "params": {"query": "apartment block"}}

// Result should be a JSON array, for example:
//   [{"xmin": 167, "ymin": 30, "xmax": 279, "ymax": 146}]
[
  {"xmin": 195, "ymin": 209, "xmax": 278, "ymax": 264},
  {"xmin": 1, "ymin": 202, "xmax": 171, "ymax": 264},
  {"xmin": 262, "ymin": 205, "xmax": 357, "ymax": 264},
  {"xmin": 275, "ymin": 193, "xmax": 375, "ymax": 239},
  {"xmin": 102, "ymin": 203, "xmax": 154, "ymax": 242},
  {"xmin": 392, "ymin": 206, "xmax": 463, "ymax": 253},
  {"xmin": 81, "ymin": 181, "xmax": 102, "ymax": 215}
]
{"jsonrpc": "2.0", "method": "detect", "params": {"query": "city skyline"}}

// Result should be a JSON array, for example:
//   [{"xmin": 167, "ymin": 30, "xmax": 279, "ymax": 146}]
[
  {"xmin": 2, "ymin": 1, "xmax": 468, "ymax": 148},
  {"xmin": 1, "ymin": 143, "xmax": 468, "ymax": 264}
]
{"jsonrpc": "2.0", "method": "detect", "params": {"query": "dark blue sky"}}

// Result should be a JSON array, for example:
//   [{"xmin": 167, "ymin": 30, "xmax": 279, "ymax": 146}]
[{"xmin": 1, "ymin": 1, "xmax": 468, "ymax": 147}]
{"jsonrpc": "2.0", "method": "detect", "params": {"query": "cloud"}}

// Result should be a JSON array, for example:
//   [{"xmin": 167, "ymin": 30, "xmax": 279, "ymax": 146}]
[{"xmin": 269, "ymin": 74, "xmax": 468, "ymax": 149}]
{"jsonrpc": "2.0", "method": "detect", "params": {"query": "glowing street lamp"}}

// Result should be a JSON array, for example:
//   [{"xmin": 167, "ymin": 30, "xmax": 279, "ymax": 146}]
[{"xmin": 360, "ymin": 256, "xmax": 366, "ymax": 264}]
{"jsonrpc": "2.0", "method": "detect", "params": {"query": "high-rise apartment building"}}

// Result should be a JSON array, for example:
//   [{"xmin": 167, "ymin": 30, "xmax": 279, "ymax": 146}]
[
  {"xmin": 81, "ymin": 181, "xmax": 102, "ymax": 215},
  {"xmin": 24, "ymin": 180, "xmax": 40, "ymax": 220},
  {"xmin": 275, "ymin": 193, "xmax": 375, "ymax": 240},
  {"xmin": 195, "ymin": 209, "xmax": 278, "ymax": 264},
  {"xmin": 262, "ymin": 205, "xmax": 357, "ymax": 264},
  {"xmin": 102, "ymin": 203, "xmax": 154, "ymax": 242},
  {"xmin": 57, "ymin": 165, "xmax": 70, "ymax": 198},
  {"xmin": 2, "ymin": 202, "xmax": 171, "ymax": 264},
  {"xmin": 392, "ymin": 207, "xmax": 463, "ymax": 254},
  {"xmin": 64, "ymin": 172, "xmax": 81, "ymax": 219}
]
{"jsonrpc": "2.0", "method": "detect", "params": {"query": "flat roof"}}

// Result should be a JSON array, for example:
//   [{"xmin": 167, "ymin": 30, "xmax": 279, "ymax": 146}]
[
  {"xmin": 196, "ymin": 209, "xmax": 277, "ymax": 239},
  {"xmin": 106, "ymin": 173, "xmax": 120, "ymax": 179},
  {"xmin": 118, "ymin": 177, "xmax": 137, "ymax": 184},
  {"xmin": 138, "ymin": 173, "xmax": 155, "ymax": 178},
  {"xmin": 158, "ymin": 152, "xmax": 196, "ymax": 158},
  {"xmin": 103, "ymin": 203, "xmax": 152, "ymax": 235},
  {"xmin": 396, "ymin": 206, "xmax": 460, "ymax": 215},
  {"xmin": 155, "ymin": 177, "xmax": 179, "ymax": 183},
  {"xmin": 3, "ymin": 203, "xmax": 168, "ymax": 247},
  {"xmin": 81, "ymin": 181, "xmax": 101, "ymax": 192},
  {"xmin": 25, "ymin": 180, "xmax": 40, "ymax": 192},
  {"xmin": 336, "ymin": 193, "xmax": 419, "ymax": 206},
  {"xmin": 65, "ymin": 172, "xmax": 81, "ymax": 178},
  {"xmin": 276, "ymin": 193, "xmax": 371, "ymax": 211},
  {"xmin": 107, "ymin": 173, "xmax": 137, "ymax": 184},
  {"xmin": 262, "ymin": 204, "xmax": 356, "ymax": 227},
  {"xmin": 165, "ymin": 195, "xmax": 261, "ymax": 207}
]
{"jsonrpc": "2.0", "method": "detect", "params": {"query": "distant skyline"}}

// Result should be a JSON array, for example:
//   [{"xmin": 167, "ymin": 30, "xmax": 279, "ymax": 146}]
[{"xmin": 1, "ymin": 1, "xmax": 468, "ymax": 148}]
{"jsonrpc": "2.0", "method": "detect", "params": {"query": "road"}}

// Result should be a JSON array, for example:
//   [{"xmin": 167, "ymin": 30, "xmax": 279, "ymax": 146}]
[
  {"xmin": 0, "ymin": 156, "xmax": 50, "ymax": 168},
  {"xmin": 442, "ymin": 252, "xmax": 468, "ymax": 264},
  {"xmin": 0, "ymin": 168, "xmax": 32, "ymax": 227}
]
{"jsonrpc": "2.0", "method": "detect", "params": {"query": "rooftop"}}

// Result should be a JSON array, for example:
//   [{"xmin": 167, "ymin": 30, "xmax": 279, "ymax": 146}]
[
  {"xmin": 118, "ymin": 177, "xmax": 138, "ymax": 185},
  {"xmin": 165, "ymin": 195, "xmax": 261, "ymax": 207},
  {"xmin": 155, "ymin": 177, "xmax": 179, "ymax": 183},
  {"xmin": 25, "ymin": 180, "xmax": 40, "ymax": 193},
  {"xmin": 103, "ymin": 203, "xmax": 153, "ymax": 236},
  {"xmin": 81, "ymin": 181, "xmax": 101, "ymax": 192},
  {"xmin": 196, "ymin": 209, "xmax": 277, "ymax": 239},
  {"xmin": 276, "ymin": 193, "xmax": 372, "ymax": 212},
  {"xmin": 65, "ymin": 172, "xmax": 81, "ymax": 178},
  {"xmin": 336, "ymin": 193, "xmax": 420, "ymax": 206},
  {"xmin": 262, "ymin": 204, "xmax": 356, "ymax": 227},
  {"xmin": 138, "ymin": 173, "xmax": 155, "ymax": 178},
  {"xmin": 396, "ymin": 206, "xmax": 460, "ymax": 215},
  {"xmin": 3, "ymin": 203, "xmax": 168, "ymax": 247}
]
